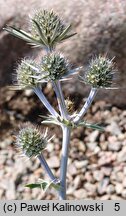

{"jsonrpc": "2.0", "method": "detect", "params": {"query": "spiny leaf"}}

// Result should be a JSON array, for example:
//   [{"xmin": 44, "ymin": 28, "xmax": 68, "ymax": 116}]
[
  {"xmin": 60, "ymin": 32, "xmax": 77, "ymax": 41},
  {"xmin": 25, "ymin": 180, "xmax": 61, "ymax": 192},
  {"xmin": 32, "ymin": 19, "xmax": 48, "ymax": 46},
  {"xmin": 78, "ymin": 121, "xmax": 104, "ymax": 131},
  {"xmin": 58, "ymin": 24, "xmax": 72, "ymax": 41}
]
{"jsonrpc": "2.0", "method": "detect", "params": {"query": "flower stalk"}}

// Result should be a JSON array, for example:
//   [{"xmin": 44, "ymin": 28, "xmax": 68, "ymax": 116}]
[
  {"xmin": 38, "ymin": 154, "xmax": 58, "ymax": 184},
  {"xmin": 59, "ymin": 126, "xmax": 71, "ymax": 200},
  {"xmin": 33, "ymin": 87, "xmax": 59, "ymax": 118},
  {"xmin": 74, "ymin": 88, "xmax": 98, "ymax": 124}
]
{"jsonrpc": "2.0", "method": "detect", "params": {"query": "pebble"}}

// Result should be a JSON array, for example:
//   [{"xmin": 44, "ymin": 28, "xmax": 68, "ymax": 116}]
[
  {"xmin": 101, "ymin": 167, "xmax": 112, "ymax": 176},
  {"xmin": 88, "ymin": 130, "xmax": 99, "ymax": 143},
  {"xmin": 98, "ymin": 152, "xmax": 116, "ymax": 166},
  {"xmin": 73, "ymin": 175, "xmax": 82, "ymax": 189},
  {"xmin": 6, "ymin": 180, "xmax": 16, "ymax": 199},
  {"xmin": 122, "ymin": 189, "xmax": 126, "ymax": 199},
  {"xmin": 106, "ymin": 184, "xmax": 115, "ymax": 194},
  {"xmin": 67, "ymin": 163, "xmax": 77, "ymax": 176},
  {"xmin": 97, "ymin": 178, "xmax": 109, "ymax": 195},
  {"xmin": 117, "ymin": 146, "xmax": 126, "ymax": 162},
  {"xmin": 74, "ymin": 189, "xmax": 87, "ymax": 199},
  {"xmin": 74, "ymin": 160, "xmax": 89, "ymax": 169},
  {"xmin": 123, "ymin": 178, "xmax": 126, "ymax": 187},
  {"xmin": 106, "ymin": 121, "xmax": 121, "ymax": 136},
  {"xmin": 46, "ymin": 156, "xmax": 60, "ymax": 168},
  {"xmin": 86, "ymin": 142, "xmax": 97, "ymax": 151},
  {"xmin": 115, "ymin": 183, "xmax": 123, "ymax": 195},
  {"xmin": 93, "ymin": 170, "xmax": 104, "ymax": 181},
  {"xmin": 100, "ymin": 194, "xmax": 110, "ymax": 200},
  {"xmin": 108, "ymin": 141, "xmax": 122, "ymax": 151},
  {"xmin": 84, "ymin": 182, "xmax": 97, "ymax": 195}
]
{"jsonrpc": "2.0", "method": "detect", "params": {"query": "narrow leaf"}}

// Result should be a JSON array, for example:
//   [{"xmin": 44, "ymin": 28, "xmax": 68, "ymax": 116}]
[
  {"xmin": 32, "ymin": 19, "xmax": 48, "ymax": 46},
  {"xmin": 79, "ymin": 121, "xmax": 104, "ymax": 131},
  {"xmin": 60, "ymin": 32, "xmax": 77, "ymax": 41},
  {"xmin": 25, "ymin": 183, "xmax": 42, "ymax": 189},
  {"xmin": 50, "ymin": 21, "xmax": 60, "ymax": 44},
  {"xmin": 58, "ymin": 24, "xmax": 71, "ymax": 41}
]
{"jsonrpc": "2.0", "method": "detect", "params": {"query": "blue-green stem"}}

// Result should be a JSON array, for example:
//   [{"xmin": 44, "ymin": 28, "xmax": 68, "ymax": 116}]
[
  {"xmin": 74, "ymin": 88, "xmax": 98, "ymax": 124},
  {"xmin": 33, "ymin": 87, "xmax": 59, "ymax": 118},
  {"xmin": 52, "ymin": 81, "xmax": 69, "ymax": 120},
  {"xmin": 38, "ymin": 154, "xmax": 58, "ymax": 184},
  {"xmin": 59, "ymin": 126, "xmax": 71, "ymax": 200}
]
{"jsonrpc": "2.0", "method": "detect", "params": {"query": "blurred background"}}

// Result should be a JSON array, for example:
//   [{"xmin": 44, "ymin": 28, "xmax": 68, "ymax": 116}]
[{"xmin": 0, "ymin": 0, "xmax": 126, "ymax": 200}]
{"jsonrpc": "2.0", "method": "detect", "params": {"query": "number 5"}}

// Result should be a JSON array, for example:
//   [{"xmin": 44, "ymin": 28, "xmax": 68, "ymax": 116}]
[{"xmin": 114, "ymin": 203, "xmax": 120, "ymax": 211}]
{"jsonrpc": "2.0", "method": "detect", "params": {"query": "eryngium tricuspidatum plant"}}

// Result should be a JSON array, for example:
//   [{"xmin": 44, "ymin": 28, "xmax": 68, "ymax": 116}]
[
  {"xmin": 16, "ymin": 124, "xmax": 50, "ymax": 158},
  {"xmin": 4, "ymin": 9, "xmax": 118, "ymax": 200},
  {"xmin": 4, "ymin": 10, "xmax": 76, "ymax": 50},
  {"xmin": 80, "ymin": 56, "xmax": 116, "ymax": 88}
]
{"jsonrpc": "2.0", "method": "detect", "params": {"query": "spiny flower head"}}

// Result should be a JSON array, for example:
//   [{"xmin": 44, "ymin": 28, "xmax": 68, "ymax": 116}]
[
  {"xmin": 16, "ymin": 123, "xmax": 51, "ymax": 158},
  {"xmin": 4, "ymin": 10, "xmax": 76, "ymax": 49},
  {"xmin": 31, "ymin": 10, "xmax": 64, "ymax": 44},
  {"xmin": 39, "ymin": 53, "xmax": 70, "ymax": 81},
  {"xmin": 80, "ymin": 56, "xmax": 116, "ymax": 88},
  {"xmin": 15, "ymin": 59, "xmax": 39, "ymax": 89}
]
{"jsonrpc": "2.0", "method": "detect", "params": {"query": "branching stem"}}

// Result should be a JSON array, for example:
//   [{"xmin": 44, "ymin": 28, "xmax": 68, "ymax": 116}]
[{"xmin": 74, "ymin": 88, "xmax": 98, "ymax": 124}]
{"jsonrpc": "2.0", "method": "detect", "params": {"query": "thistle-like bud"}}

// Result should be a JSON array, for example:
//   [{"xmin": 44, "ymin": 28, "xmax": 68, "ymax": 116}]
[
  {"xmin": 16, "ymin": 124, "xmax": 51, "ymax": 158},
  {"xmin": 39, "ymin": 53, "xmax": 70, "ymax": 81},
  {"xmin": 80, "ymin": 56, "xmax": 116, "ymax": 88},
  {"xmin": 31, "ymin": 10, "xmax": 76, "ymax": 49},
  {"xmin": 65, "ymin": 98, "xmax": 75, "ymax": 114},
  {"xmin": 15, "ymin": 59, "xmax": 38, "ymax": 89},
  {"xmin": 4, "ymin": 9, "xmax": 76, "ymax": 49}
]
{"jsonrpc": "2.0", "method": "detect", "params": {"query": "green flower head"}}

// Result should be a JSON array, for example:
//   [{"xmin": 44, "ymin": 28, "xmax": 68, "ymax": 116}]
[
  {"xmin": 16, "ymin": 124, "xmax": 51, "ymax": 158},
  {"xmin": 15, "ymin": 58, "xmax": 38, "ymax": 89},
  {"xmin": 4, "ymin": 10, "xmax": 76, "ymax": 49},
  {"xmin": 80, "ymin": 56, "xmax": 116, "ymax": 88},
  {"xmin": 39, "ymin": 53, "xmax": 70, "ymax": 81}
]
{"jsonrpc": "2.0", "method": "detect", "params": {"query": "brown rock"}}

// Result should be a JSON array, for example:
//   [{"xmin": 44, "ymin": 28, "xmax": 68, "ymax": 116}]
[{"xmin": 0, "ymin": 0, "xmax": 126, "ymax": 106}]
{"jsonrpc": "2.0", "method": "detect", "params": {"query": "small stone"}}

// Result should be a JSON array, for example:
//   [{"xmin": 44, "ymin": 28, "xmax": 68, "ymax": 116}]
[
  {"xmin": 106, "ymin": 184, "xmax": 115, "ymax": 194},
  {"xmin": 88, "ymin": 130, "xmax": 99, "ymax": 142},
  {"xmin": 98, "ymin": 151, "xmax": 116, "ymax": 166},
  {"xmin": 115, "ymin": 183, "xmax": 123, "ymax": 195},
  {"xmin": 73, "ymin": 175, "xmax": 81, "ymax": 189},
  {"xmin": 110, "ymin": 195, "xmax": 122, "ymax": 200},
  {"xmin": 0, "ymin": 138, "xmax": 13, "ymax": 148},
  {"xmin": 97, "ymin": 178, "xmax": 109, "ymax": 195},
  {"xmin": 101, "ymin": 167, "xmax": 112, "ymax": 176},
  {"xmin": 24, "ymin": 89, "xmax": 33, "ymax": 96},
  {"xmin": 74, "ymin": 160, "xmax": 89, "ymax": 169},
  {"xmin": 122, "ymin": 189, "xmax": 126, "ymax": 199},
  {"xmin": 47, "ymin": 143, "xmax": 54, "ymax": 152},
  {"xmin": 6, "ymin": 180, "xmax": 16, "ymax": 199},
  {"xmin": 46, "ymin": 156, "xmax": 60, "ymax": 168},
  {"xmin": 86, "ymin": 142, "xmax": 97, "ymax": 151},
  {"xmin": 123, "ymin": 178, "xmax": 126, "ymax": 187},
  {"xmin": 108, "ymin": 141, "xmax": 122, "ymax": 151},
  {"xmin": 100, "ymin": 194, "xmax": 110, "ymax": 200},
  {"xmin": 67, "ymin": 163, "xmax": 77, "ymax": 176},
  {"xmin": 117, "ymin": 146, "xmax": 126, "ymax": 162},
  {"xmin": 106, "ymin": 121, "xmax": 121, "ymax": 136},
  {"xmin": 84, "ymin": 182, "xmax": 97, "ymax": 195},
  {"xmin": 78, "ymin": 141, "xmax": 86, "ymax": 153},
  {"xmin": 93, "ymin": 170, "xmax": 104, "ymax": 181},
  {"xmin": 74, "ymin": 189, "xmax": 87, "ymax": 199},
  {"xmin": 84, "ymin": 172, "xmax": 94, "ymax": 183}
]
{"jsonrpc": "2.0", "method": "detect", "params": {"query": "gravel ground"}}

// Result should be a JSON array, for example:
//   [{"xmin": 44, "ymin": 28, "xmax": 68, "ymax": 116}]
[{"xmin": 0, "ymin": 87, "xmax": 126, "ymax": 200}]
